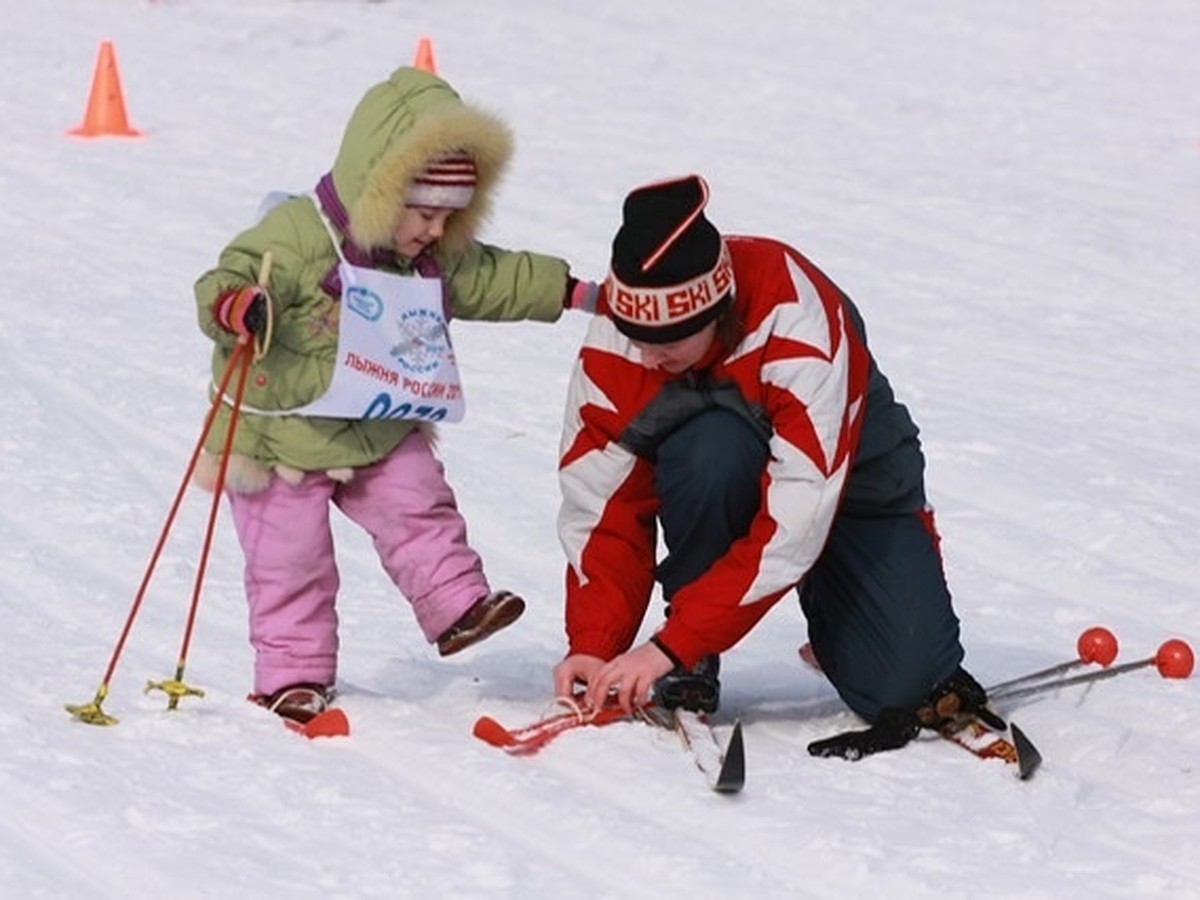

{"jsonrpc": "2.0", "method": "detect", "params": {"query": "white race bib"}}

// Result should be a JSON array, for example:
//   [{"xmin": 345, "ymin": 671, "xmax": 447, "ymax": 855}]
[
  {"xmin": 288, "ymin": 261, "xmax": 465, "ymax": 422},
  {"xmin": 226, "ymin": 195, "xmax": 467, "ymax": 423}
]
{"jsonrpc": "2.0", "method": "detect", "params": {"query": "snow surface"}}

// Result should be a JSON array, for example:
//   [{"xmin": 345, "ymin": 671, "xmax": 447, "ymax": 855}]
[{"xmin": 3, "ymin": 1, "xmax": 1199, "ymax": 897}]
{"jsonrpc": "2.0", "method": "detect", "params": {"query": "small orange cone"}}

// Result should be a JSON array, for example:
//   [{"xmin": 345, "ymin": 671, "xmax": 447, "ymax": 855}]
[
  {"xmin": 412, "ymin": 36, "xmax": 438, "ymax": 74},
  {"xmin": 68, "ymin": 41, "xmax": 142, "ymax": 138}
]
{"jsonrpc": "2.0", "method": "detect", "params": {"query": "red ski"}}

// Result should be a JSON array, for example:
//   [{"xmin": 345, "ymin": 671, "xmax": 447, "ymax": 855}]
[
  {"xmin": 939, "ymin": 718, "xmax": 1040, "ymax": 779},
  {"xmin": 474, "ymin": 698, "xmax": 746, "ymax": 792},
  {"xmin": 283, "ymin": 707, "xmax": 350, "ymax": 739},
  {"xmin": 473, "ymin": 696, "xmax": 632, "ymax": 755},
  {"xmin": 249, "ymin": 687, "xmax": 351, "ymax": 740},
  {"xmin": 800, "ymin": 641, "xmax": 1041, "ymax": 778}
]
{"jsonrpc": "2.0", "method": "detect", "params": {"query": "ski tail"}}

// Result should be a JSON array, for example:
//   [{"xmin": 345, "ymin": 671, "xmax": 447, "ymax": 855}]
[
  {"xmin": 714, "ymin": 720, "xmax": 745, "ymax": 793},
  {"xmin": 1010, "ymin": 723, "xmax": 1042, "ymax": 779},
  {"xmin": 660, "ymin": 709, "xmax": 745, "ymax": 794}
]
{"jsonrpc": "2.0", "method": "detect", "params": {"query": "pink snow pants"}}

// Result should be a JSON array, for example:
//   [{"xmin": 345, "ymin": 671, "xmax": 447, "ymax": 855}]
[{"xmin": 226, "ymin": 429, "xmax": 489, "ymax": 695}]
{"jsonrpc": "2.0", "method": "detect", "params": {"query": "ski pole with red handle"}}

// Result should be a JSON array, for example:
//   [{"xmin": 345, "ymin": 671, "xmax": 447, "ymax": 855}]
[
  {"xmin": 993, "ymin": 638, "xmax": 1193, "ymax": 704},
  {"xmin": 988, "ymin": 626, "xmax": 1119, "ymax": 700}
]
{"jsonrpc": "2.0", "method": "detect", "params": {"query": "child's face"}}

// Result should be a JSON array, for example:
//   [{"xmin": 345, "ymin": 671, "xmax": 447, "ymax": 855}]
[
  {"xmin": 394, "ymin": 206, "xmax": 454, "ymax": 259},
  {"xmin": 631, "ymin": 321, "xmax": 718, "ymax": 374}
]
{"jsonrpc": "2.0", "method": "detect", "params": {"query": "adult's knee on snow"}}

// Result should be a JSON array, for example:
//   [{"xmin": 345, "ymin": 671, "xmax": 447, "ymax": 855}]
[{"xmin": 832, "ymin": 649, "xmax": 964, "ymax": 723}]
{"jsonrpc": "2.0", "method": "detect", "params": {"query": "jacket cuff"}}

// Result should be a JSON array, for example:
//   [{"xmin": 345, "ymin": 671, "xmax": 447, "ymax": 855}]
[
  {"xmin": 214, "ymin": 289, "xmax": 238, "ymax": 331},
  {"xmin": 649, "ymin": 635, "xmax": 683, "ymax": 669},
  {"xmin": 653, "ymin": 620, "xmax": 707, "ymax": 671}
]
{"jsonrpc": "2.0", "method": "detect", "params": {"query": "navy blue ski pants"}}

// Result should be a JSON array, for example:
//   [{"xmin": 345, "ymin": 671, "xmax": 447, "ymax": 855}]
[{"xmin": 654, "ymin": 408, "xmax": 964, "ymax": 721}]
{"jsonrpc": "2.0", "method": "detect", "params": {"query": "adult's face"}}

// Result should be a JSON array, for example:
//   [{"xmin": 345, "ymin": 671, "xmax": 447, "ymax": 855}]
[{"xmin": 630, "ymin": 321, "xmax": 718, "ymax": 374}]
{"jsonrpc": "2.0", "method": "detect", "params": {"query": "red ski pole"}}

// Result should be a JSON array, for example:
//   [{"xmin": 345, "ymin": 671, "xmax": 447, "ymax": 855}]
[
  {"xmin": 66, "ymin": 251, "xmax": 274, "ymax": 726},
  {"xmin": 146, "ymin": 333, "xmax": 254, "ymax": 710},
  {"xmin": 147, "ymin": 250, "xmax": 274, "ymax": 711},
  {"xmin": 64, "ymin": 339, "xmax": 252, "ymax": 726}
]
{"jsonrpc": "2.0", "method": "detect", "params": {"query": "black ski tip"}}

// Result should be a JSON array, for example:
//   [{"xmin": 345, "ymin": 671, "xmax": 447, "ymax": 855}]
[
  {"xmin": 1011, "ymin": 723, "xmax": 1042, "ymax": 780},
  {"xmin": 714, "ymin": 719, "xmax": 745, "ymax": 794}
]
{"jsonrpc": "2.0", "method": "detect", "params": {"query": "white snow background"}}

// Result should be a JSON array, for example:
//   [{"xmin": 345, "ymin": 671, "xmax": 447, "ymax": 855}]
[{"xmin": 2, "ymin": 1, "xmax": 1198, "ymax": 897}]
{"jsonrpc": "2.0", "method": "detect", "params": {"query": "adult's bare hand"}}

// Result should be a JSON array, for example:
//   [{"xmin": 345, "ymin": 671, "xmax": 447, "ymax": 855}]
[
  {"xmin": 552, "ymin": 653, "xmax": 605, "ymax": 701},
  {"xmin": 585, "ymin": 641, "xmax": 674, "ymax": 712}
]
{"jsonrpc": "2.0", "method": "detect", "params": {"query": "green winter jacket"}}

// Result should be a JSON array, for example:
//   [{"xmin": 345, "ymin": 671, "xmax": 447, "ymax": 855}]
[{"xmin": 195, "ymin": 67, "xmax": 569, "ymax": 481}]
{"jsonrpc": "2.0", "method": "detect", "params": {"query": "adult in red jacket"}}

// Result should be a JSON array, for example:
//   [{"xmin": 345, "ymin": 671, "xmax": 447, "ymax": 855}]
[{"xmin": 552, "ymin": 174, "xmax": 993, "ymax": 759}]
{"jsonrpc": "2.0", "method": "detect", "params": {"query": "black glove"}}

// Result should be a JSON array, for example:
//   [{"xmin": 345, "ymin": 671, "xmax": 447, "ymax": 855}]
[
  {"xmin": 808, "ymin": 667, "xmax": 1001, "ymax": 762},
  {"xmin": 807, "ymin": 708, "xmax": 920, "ymax": 761},
  {"xmin": 619, "ymin": 377, "xmax": 771, "ymax": 459}
]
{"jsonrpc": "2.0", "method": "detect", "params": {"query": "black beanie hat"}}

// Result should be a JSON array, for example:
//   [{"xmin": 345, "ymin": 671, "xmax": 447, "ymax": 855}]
[{"xmin": 606, "ymin": 174, "xmax": 735, "ymax": 344}]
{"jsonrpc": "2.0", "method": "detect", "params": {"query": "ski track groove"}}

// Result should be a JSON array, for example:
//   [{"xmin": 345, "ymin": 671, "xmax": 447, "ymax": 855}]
[
  {"xmin": 0, "ymin": 751, "xmax": 185, "ymax": 899},
  {"xmin": 346, "ymin": 717, "xmax": 701, "ymax": 895},
  {"xmin": 343, "ymin": 701, "xmax": 810, "ymax": 896}
]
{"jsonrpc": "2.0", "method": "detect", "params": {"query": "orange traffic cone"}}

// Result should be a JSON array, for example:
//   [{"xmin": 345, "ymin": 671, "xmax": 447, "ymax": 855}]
[
  {"xmin": 412, "ymin": 36, "xmax": 438, "ymax": 74},
  {"xmin": 68, "ymin": 41, "xmax": 142, "ymax": 138}
]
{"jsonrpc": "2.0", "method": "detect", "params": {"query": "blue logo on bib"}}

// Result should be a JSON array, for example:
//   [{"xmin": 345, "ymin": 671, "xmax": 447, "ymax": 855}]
[{"xmin": 346, "ymin": 286, "xmax": 384, "ymax": 321}]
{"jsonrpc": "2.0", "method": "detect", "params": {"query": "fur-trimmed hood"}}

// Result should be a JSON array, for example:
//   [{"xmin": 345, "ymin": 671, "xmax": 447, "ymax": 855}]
[{"xmin": 329, "ymin": 66, "xmax": 512, "ymax": 259}]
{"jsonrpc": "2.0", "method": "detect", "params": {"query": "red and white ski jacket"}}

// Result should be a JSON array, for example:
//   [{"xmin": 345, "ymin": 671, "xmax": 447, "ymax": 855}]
[{"xmin": 559, "ymin": 236, "xmax": 874, "ymax": 669}]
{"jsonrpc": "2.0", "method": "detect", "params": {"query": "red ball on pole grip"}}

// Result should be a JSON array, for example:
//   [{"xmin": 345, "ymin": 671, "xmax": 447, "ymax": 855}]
[
  {"xmin": 1077, "ymin": 626, "xmax": 1118, "ymax": 667},
  {"xmin": 1155, "ymin": 639, "xmax": 1195, "ymax": 679}
]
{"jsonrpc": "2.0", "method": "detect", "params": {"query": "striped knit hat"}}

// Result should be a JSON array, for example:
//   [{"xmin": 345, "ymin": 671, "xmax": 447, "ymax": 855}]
[
  {"xmin": 405, "ymin": 150, "xmax": 478, "ymax": 209},
  {"xmin": 607, "ymin": 174, "xmax": 735, "ymax": 344}
]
